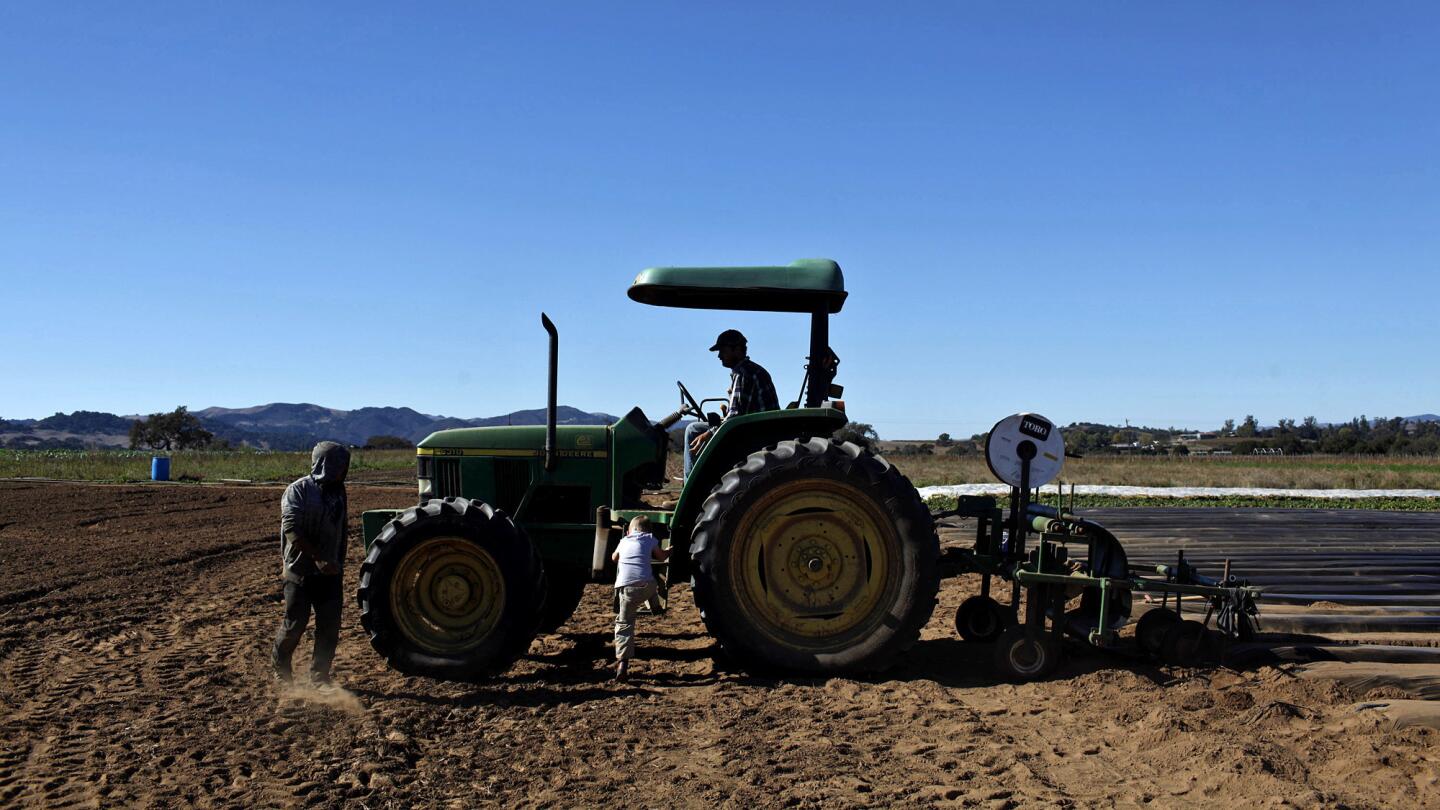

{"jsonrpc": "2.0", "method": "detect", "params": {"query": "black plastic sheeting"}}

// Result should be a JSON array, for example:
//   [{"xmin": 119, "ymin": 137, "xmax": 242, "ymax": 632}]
[
  {"xmin": 1087, "ymin": 508, "xmax": 1440, "ymax": 636},
  {"xmin": 1229, "ymin": 643, "xmax": 1440, "ymax": 666}
]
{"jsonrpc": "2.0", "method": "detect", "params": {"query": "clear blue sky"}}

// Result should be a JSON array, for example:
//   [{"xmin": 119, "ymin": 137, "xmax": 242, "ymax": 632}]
[{"xmin": 3, "ymin": 3, "xmax": 1436, "ymax": 438}]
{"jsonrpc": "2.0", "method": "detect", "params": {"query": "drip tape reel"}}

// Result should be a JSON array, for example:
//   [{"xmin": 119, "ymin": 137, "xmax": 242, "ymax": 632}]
[{"xmin": 985, "ymin": 412, "xmax": 1064, "ymax": 489}]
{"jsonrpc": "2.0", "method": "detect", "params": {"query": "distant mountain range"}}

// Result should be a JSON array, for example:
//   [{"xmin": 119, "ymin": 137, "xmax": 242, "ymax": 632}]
[
  {"xmin": 0, "ymin": 403, "xmax": 620, "ymax": 450},
  {"xmin": 1304, "ymin": 414, "xmax": 1440, "ymax": 430},
  {"xmin": 4, "ymin": 406, "xmax": 1437, "ymax": 451}
]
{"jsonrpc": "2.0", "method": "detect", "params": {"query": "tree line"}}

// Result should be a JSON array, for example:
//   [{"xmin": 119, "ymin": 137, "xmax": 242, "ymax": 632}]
[
  {"xmin": 831, "ymin": 416, "xmax": 1440, "ymax": 457},
  {"xmin": 1024, "ymin": 416, "xmax": 1440, "ymax": 456},
  {"xmin": 1225, "ymin": 415, "xmax": 1440, "ymax": 456}
]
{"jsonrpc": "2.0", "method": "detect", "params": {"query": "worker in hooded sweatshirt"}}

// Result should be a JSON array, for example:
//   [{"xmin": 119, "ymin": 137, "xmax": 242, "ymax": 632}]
[{"xmin": 272, "ymin": 441, "xmax": 350, "ymax": 686}]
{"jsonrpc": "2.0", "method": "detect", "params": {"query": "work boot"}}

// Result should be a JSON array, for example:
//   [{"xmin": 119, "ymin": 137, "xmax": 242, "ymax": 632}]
[
  {"xmin": 614, "ymin": 660, "xmax": 629, "ymax": 681},
  {"xmin": 273, "ymin": 663, "xmax": 293, "ymax": 684}
]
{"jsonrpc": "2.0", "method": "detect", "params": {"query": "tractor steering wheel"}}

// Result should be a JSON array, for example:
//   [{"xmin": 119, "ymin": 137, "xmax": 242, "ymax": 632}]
[{"xmin": 676, "ymin": 380, "xmax": 706, "ymax": 420}]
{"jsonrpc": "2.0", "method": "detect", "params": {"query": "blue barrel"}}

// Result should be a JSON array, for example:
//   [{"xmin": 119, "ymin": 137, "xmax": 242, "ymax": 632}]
[{"xmin": 151, "ymin": 456, "xmax": 171, "ymax": 482}]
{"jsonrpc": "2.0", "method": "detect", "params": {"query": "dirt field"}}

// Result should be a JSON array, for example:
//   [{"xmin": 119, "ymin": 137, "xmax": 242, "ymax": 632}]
[{"xmin": 1, "ymin": 482, "xmax": 1436, "ymax": 808}]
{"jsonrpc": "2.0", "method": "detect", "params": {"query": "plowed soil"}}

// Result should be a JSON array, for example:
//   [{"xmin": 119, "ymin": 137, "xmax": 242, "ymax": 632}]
[{"xmin": 0, "ymin": 481, "xmax": 1435, "ymax": 808}]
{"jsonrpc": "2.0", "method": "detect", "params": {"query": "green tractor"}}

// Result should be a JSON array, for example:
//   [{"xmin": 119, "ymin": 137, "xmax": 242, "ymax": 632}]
[{"xmin": 356, "ymin": 259, "xmax": 939, "ymax": 679}]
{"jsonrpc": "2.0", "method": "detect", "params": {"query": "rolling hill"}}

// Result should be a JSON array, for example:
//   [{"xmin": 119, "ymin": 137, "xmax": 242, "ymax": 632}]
[{"xmin": 1, "ymin": 404, "xmax": 619, "ymax": 450}]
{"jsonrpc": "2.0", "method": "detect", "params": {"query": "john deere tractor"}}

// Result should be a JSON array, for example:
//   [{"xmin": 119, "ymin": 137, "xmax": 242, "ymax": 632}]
[{"xmin": 357, "ymin": 259, "xmax": 938, "ymax": 679}]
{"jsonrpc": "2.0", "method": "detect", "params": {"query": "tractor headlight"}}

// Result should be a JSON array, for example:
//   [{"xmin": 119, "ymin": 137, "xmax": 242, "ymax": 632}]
[{"xmin": 417, "ymin": 455, "xmax": 434, "ymax": 499}]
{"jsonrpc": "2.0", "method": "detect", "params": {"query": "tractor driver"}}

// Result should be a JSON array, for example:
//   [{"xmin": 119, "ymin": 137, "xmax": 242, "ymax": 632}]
[{"xmin": 684, "ymin": 329, "xmax": 779, "ymax": 478}]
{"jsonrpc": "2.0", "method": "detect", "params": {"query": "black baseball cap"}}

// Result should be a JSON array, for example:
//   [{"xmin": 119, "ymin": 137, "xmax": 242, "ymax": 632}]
[{"xmin": 709, "ymin": 329, "xmax": 747, "ymax": 351}]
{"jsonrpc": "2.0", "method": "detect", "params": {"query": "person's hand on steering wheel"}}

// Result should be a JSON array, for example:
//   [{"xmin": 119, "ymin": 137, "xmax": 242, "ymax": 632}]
[{"xmin": 688, "ymin": 427, "xmax": 713, "ymax": 455}]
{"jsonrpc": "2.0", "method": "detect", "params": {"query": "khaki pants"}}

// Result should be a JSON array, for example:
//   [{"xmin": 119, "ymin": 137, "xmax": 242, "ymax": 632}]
[{"xmin": 614, "ymin": 580, "xmax": 659, "ymax": 661}]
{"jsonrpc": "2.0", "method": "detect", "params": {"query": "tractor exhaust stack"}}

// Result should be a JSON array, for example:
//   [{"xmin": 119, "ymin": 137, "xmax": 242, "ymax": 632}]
[{"xmin": 541, "ymin": 312, "xmax": 558, "ymax": 472}]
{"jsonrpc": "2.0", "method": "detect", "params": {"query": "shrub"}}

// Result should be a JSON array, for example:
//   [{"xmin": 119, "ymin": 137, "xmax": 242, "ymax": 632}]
[{"xmin": 834, "ymin": 422, "xmax": 879, "ymax": 452}]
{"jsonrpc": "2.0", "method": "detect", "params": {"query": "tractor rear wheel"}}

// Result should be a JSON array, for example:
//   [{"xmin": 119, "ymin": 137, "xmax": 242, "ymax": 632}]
[
  {"xmin": 357, "ymin": 497, "xmax": 545, "ymax": 680},
  {"xmin": 690, "ymin": 438, "xmax": 939, "ymax": 674},
  {"xmin": 538, "ymin": 564, "xmax": 589, "ymax": 634}
]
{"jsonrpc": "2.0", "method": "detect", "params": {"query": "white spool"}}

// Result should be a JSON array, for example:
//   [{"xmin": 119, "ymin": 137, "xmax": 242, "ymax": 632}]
[{"xmin": 985, "ymin": 412, "xmax": 1065, "ymax": 489}]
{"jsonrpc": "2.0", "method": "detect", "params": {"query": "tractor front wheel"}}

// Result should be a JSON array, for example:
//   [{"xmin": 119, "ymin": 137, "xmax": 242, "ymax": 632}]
[
  {"xmin": 357, "ymin": 497, "xmax": 545, "ymax": 680},
  {"xmin": 690, "ymin": 438, "xmax": 939, "ymax": 675}
]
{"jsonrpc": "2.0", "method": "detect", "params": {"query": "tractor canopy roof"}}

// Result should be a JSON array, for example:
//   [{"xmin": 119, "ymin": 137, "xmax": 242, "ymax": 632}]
[{"xmin": 627, "ymin": 258, "xmax": 846, "ymax": 314}]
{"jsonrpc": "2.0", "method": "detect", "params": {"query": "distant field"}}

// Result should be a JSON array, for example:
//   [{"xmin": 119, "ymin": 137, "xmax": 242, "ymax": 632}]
[
  {"xmin": 0, "ymin": 449, "xmax": 416, "ymax": 484},
  {"xmin": 885, "ymin": 452, "xmax": 1440, "ymax": 490},
  {"xmin": 6, "ymin": 449, "xmax": 1440, "ymax": 511}
]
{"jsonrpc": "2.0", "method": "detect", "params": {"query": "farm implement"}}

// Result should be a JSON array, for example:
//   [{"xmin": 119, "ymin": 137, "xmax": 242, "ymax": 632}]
[
  {"xmin": 355, "ymin": 259, "xmax": 1258, "ymax": 681},
  {"xmin": 935, "ymin": 412, "xmax": 1261, "ymax": 680}
]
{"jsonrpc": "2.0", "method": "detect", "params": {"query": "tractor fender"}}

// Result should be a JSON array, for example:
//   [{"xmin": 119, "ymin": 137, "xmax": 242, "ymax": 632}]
[{"xmin": 668, "ymin": 407, "xmax": 847, "ymax": 577}]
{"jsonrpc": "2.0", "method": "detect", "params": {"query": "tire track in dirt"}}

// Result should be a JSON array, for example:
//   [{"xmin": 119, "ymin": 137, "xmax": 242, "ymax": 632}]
[
  {"xmin": 0, "ymin": 491, "xmax": 301, "ymax": 807},
  {"xmin": 2, "ymin": 606, "xmax": 174, "ymax": 805},
  {"xmin": 0, "ymin": 740, "xmax": 32, "ymax": 807},
  {"xmin": 0, "ymin": 540, "xmax": 255, "ymax": 608},
  {"xmin": 5, "ymin": 556, "xmax": 280, "ymax": 805}
]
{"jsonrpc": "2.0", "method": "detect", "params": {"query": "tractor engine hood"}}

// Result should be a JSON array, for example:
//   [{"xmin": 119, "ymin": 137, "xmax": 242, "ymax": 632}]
[{"xmin": 417, "ymin": 424, "xmax": 609, "ymax": 459}]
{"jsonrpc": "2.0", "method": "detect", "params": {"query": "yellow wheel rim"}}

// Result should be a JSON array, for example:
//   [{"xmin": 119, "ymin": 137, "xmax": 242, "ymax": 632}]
[
  {"xmin": 389, "ymin": 536, "xmax": 506, "ymax": 654},
  {"xmin": 729, "ymin": 478, "xmax": 899, "ymax": 650}
]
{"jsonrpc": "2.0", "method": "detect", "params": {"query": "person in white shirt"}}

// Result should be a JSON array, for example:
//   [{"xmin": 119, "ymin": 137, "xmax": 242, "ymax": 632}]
[{"xmin": 610, "ymin": 515, "xmax": 670, "ymax": 680}]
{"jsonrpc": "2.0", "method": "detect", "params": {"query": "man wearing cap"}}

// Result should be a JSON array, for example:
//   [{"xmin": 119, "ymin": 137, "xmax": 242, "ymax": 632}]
[{"xmin": 684, "ymin": 329, "xmax": 779, "ymax": 478}]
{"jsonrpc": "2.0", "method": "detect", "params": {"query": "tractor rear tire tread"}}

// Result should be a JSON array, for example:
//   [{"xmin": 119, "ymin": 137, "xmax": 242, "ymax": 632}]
[{"xmin": 690, "ymin": 437, "xmax": 940, "ymax": 675}]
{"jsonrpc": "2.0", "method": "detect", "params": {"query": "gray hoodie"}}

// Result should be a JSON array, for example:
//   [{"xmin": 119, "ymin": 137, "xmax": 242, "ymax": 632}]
[{"xmin": 279, "ymin": 442, "xmax": 350, "ymax": 582}]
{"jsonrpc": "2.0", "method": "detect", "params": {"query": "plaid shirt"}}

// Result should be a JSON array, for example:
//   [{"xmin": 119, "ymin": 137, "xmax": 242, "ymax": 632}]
[{"xmin": 726, "ymin": 358, "xmax": 779, "ymax": 420}]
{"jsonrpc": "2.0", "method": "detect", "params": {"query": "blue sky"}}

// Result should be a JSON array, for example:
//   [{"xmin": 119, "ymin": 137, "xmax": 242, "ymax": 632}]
[{"xmin": 2, "ymin": 3, "xmax": 1436, "ymax": 438}]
